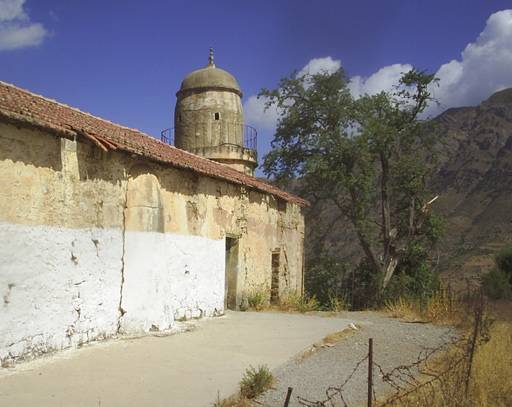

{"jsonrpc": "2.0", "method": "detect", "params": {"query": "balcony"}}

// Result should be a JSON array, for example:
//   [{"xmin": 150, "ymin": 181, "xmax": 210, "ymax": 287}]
[{"xmin": 160, "ymin": 124, "xmax": 257, "ymax": 151}]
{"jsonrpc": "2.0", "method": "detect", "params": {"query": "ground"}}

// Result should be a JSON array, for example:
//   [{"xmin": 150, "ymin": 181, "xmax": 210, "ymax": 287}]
[
  {"xmin": 259, "ymin": 312, "xmax": 452, "ymax": 406},
  {"xmin": 0, "ymin": 311, "xmax": 452, "ymax": 407}
]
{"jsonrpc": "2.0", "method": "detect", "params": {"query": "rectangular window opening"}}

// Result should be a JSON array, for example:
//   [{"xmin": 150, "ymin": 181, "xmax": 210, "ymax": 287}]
[{"xmin": 271, "ymin": 250, "xmax": 280, "ymax": 305}]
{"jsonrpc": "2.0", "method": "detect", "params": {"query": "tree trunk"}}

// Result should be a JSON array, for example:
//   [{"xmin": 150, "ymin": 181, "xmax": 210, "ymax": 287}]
[
  {"xmin": 381, "ymin": 256, "xmax": 399, "ymax": 290},
  {"xmin": 380, "ymin": 152, "xmax": 392, "ymax": 262}
]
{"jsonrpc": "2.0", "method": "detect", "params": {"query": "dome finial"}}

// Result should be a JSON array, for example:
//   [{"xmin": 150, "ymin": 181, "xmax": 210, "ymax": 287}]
[{"xmin": 208, "ymin": 47, "xmax": 215, "ymax": 67}]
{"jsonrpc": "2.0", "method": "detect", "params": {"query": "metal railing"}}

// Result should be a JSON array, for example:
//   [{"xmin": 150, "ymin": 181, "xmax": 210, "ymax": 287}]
[
  {"xmin": 160, "ymin": 128, "xmax": 174, "ymax": 145},
  {"xmin": 243, "ymin": 124, "xmax": 257, "ymax": 150},
  {"xmin": 160, "ymin": 124, "xmax": 257, "ymax": 151}
]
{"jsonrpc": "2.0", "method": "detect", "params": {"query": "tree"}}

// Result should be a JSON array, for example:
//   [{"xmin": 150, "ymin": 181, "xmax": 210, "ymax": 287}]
[{"xmin": 261, "ymin": 67, "xmax": 442, "ymax": 296}]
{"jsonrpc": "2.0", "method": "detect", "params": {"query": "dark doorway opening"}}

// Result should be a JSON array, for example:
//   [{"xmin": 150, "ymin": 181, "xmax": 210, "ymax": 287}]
[
  {"xmin": 271, "ymin": 250, "xmax": 280, "ymax": 305},
  {"xmin": 225, "ymin": 237, "xmax": 239, "ymax": 310}
]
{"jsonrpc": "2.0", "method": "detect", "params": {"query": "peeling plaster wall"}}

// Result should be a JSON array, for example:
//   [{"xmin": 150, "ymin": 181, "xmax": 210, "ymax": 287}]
[{"xmin": 0, "ymin": 122, "xmax": 305, "ymax": 364}]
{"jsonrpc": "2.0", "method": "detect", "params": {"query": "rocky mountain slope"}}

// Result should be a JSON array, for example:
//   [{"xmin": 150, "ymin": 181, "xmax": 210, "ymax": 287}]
[
  {"xmin": 432, "ymin": 88, "xmax": 512, "ymax": 280},
  {"xmin": 299, "ymin": 88, "xmax": 512, "ymax": 283}
]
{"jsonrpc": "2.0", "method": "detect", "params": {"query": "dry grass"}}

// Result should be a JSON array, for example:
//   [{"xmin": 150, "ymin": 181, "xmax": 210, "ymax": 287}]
[
  {"xmin": 385, "ymin": 291, "xmax": 463, "ymax": 325},
  {"xmin": 327, "ymin": 293, "xmax": 350, "ymax": 312},
  {"xmin": 277, "ymin": 291, "xmax": 320, "ymax": 313},
  {"xmin": 469, "ymin": 320, "xmax": 512, "ymax": 406},
  {"xmin": 380, "ymin": 301, "xmax": 512, "ymax": 407},
  {"xmin": 322, "ymin": 327, "xmax": 357, "ymax": 345},
  {"xmin": 243, "ymin": 289, "xmax": 321, "ymax": 314},
  {"xmin": 298, "ymin": 325, "xmax": 359, "ymax": 362}
]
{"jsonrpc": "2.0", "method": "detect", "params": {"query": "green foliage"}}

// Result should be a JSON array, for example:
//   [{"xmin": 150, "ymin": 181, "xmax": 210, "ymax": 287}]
[
  {"xmin": 260, "ymin": 66, "xmax": 442, "ymax": 296},
  {"xmin": 305, "ymin": 255, "xmax": 347, "ymax": 307},
  {"xmin": 239, "ymin": 365, "xmax": 273, "ymax": 399},
  {"xmin": 481, "ymin": 269, "xmax": 512, "ymax": 300},
  {"xmin": 347, "ymin": 260, "xmax": 381, "ymax": 310},
  {"xmin": 480, "ymin": 245, "xmax": 512, "ymax": 300},
  {"xmin": 384, "ymin": 244, "xmax": 440, "ymax": 302},
  {"xmin": 495, "ymin": 245, "xmax": 512, "ymax": 285}
]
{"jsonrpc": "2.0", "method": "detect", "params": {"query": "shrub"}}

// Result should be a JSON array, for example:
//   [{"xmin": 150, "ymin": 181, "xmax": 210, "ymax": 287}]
[
  {"xmin": 348, "ymin": 260, "xmax": 381, "ymax": 310},
  {"xmin": 305, "ymin": 255, "xmax": 348, "ymax": 307},
  {"xmin": 239, "ymin": 365, "xmax": 273, "ymax": 399},
  {"xmin": 481, "ymin": 268, "xmax": 512, "ymax": 300},
  {"xmin": 384, "ymin": 244, "xmax": 440, "ymax": 304},
  {"xmin": 495, "ymin": 245, "xmax": 512, "ymax": 285}
]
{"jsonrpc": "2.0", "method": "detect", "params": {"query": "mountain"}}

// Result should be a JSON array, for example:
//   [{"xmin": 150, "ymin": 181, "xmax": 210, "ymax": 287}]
[
  {"xmin": 298, "ymin": 88, "xmax": 512, "ymax": 285},
  {"xmin": 432, "ymin": 88, "xmax": 512, "ymax": 282}
]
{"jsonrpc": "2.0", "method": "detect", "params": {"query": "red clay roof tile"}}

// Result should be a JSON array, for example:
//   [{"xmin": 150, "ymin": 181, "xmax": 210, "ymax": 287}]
[{"xmin": 0, "ymin": 81, "xmax": 307, "ymax": 206}]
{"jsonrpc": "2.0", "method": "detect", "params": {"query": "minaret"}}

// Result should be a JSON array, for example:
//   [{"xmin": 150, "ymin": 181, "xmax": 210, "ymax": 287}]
[{"xmin": 174, "ymin": 49, "xmax": 257, "ymax": 175}]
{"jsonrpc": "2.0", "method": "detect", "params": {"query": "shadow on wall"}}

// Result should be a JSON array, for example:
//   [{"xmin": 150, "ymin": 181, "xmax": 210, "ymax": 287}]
[{"xmin": 0, "ymin": 124, "xmax": 62, "ymax": 171}]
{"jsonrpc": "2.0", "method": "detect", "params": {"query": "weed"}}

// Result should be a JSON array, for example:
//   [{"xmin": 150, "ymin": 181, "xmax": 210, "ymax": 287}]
[
  {"xmin": 327, "ymin": 293, "xmax": 349, "ymax": 312},
  {"xmin": 212, "ymin": 393, "xmax": 251, "ymax": 407},
  {"xmin": 279, "ymin": 292, "xmax": 320, "ymax": 313},
  {"xmin": 239, "ymin": 365, "xmax": 274, "ymax": 399},
  {"xmin": 247, "ymin": 289, "xmax": 269, "ymax": 311}
]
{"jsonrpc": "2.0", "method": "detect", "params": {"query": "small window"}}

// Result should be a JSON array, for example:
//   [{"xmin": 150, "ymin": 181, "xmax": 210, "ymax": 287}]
[
  {"xmin": 214, "ymin": 112, "xmax": 220, "ymax": 121},
  {"xmin": 178, "ymin": 114, "xmax": 182, "ymax": 122}
]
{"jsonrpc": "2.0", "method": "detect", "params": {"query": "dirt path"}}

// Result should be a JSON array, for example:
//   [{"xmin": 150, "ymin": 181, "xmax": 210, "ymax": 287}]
[
  {"xmin": 259, "ymin": 312, "xmax": 455, "ymax": 406},
  {"xmin": 0, "ymin": 311, "xmax": 353, "ymax": 407}
]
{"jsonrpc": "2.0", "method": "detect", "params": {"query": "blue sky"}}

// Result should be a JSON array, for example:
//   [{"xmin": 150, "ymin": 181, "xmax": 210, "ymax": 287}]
[{"xmin": 1, "ymin": 1, "xmax": 512, "ymax": 174}]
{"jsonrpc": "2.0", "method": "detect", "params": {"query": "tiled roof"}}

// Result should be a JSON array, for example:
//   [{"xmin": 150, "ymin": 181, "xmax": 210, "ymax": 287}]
[{"xmin": 0, "ymin": 81, "xmax": 307, "ymax": 206}]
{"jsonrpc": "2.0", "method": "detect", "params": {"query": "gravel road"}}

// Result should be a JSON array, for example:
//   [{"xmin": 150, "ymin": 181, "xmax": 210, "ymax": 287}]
[{"xmin": 259, "ymin": 311, "xmax": 455, "ymax": 406}]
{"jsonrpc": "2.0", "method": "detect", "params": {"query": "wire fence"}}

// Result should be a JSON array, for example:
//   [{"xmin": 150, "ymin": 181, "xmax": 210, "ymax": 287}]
[{"xmin": 279, "ymin": 289, "xmax": 489, "ymax": 407}]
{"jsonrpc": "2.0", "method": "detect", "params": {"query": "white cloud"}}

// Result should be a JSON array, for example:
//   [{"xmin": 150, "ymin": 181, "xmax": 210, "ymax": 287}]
[
  {"xmin": 348, "ymin": 64, "xmax": 413, "ymax": 99},
  {"xmin": 429, "ymin": 9, "xmax": 512, "ymax": 114},
  {"xmin": 297, "ymin": 56, "xmax": 341, "ymax": 77},
  {"xmin": 245, "ymin": 9, "xmax": 512, "ymax": 131},
  {"xmin": 0, "ymin": 0, "xmax": 26, "ymax": 22},
  {"xmin": 0, "ymin": 0, "xmax": 48, "ymax": 51},
  {"xmin": 351, "ymin": 9, "xmax": 512, "ymax": 115},
  {"xmin": 244, "ymin": 95, "xmax": 280, "ymax": 131}
]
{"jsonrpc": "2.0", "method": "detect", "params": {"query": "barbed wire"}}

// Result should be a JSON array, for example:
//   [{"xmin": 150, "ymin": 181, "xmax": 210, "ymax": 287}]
[
  {"xmin": 297, "ymin": 354, "xmax": 369, "ymax": 407},
  {"xmin": 295, "ymin": 291, "xmax": 488, "ymax": 407}
]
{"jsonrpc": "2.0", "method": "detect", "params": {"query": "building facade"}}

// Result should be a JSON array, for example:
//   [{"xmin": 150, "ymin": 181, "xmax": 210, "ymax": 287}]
[{"xmin": 0, "ymin": 56, "xmax": 306, "ymax": 365}]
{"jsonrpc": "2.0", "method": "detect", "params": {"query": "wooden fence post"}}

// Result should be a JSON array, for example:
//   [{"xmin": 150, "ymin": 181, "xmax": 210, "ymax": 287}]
[
  {"xmin": 368, "ymin": 338, "xmax": 373, "ymax": 407},
  {"xmin": 284, "ymin": 387, "xmax": 293, "ymax": 407}
]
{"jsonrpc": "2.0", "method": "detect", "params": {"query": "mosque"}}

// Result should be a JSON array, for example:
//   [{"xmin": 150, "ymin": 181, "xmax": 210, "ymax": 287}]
[{"xmin": 0, "ymin": 50, "xmax": 306, "ymax": 364}]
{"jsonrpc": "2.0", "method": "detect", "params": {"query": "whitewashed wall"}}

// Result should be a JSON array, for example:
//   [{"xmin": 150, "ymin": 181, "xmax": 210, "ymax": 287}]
[
  {"xmin": 0, "ymin": 222, "xmax": 226, "ymax": 363},
  {"xmin": 0, "ymin": 222, "xmax": 123, "ymax": 362},
  {"xmin": 120, "ymin": 231, "xmax": 225, "ymax": 332}
]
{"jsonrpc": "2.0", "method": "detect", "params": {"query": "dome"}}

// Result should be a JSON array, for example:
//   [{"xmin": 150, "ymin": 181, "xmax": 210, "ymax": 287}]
[{"xmin": 178, "ymin": 49, "xmax": 242, "ymax": 96}]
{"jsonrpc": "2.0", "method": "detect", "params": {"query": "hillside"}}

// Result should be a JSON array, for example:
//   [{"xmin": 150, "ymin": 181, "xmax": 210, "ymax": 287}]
[
  {"xmin": 299, "ymin": 88, "xmax": 512, "ymax": 284},
  {"xmin": 432, "ymin": 88, "xmax": 512, "ymax": 280}
]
